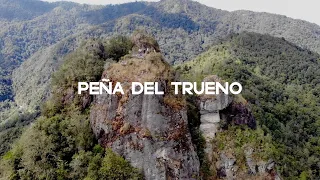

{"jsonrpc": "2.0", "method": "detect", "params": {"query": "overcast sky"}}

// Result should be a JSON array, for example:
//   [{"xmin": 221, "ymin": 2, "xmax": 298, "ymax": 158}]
[{"xmin": 43, "ymin": 0, "xmax": 320, "ymax": 26}]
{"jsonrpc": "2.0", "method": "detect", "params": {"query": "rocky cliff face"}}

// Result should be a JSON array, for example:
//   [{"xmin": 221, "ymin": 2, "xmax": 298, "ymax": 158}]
[
  {"xmin": 90, "ymin": 67, "xmax": 280, "ymax": 179},
  {"xmin": 197, "ymin": 75, "xmax": 232, "ymax": 167},
  {"xmin": 88, "ymin": 34, "xmax": 280, "ymax": 179},
  {"xmin": 90, "ymin": 52, "xmax": 200, "ymax": 179},
  {"xmin": 196, "ymin": 75, "xmax": 279, "ymax": 180}
]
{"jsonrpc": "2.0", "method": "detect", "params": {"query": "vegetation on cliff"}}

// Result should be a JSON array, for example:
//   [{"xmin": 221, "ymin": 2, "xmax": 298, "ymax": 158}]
[
  {"xmin": 177, "ymin": 32, "xmax": 320, "ymax": 179},
  {"xmin": 0, "ymin": 37, "xmax": 142, "ymax": 180}
]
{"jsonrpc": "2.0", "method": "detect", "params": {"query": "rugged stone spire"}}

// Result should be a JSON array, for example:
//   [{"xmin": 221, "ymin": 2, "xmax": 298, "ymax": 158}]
[{"xmin": 90, "ymin": 49, "xmax": 200, "ymax": 179}]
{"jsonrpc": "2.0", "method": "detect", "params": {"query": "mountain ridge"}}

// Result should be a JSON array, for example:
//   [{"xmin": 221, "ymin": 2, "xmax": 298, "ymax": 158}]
[{"xmin": 7, "ymin": 0, "xmax": 320, "ymax": 111}]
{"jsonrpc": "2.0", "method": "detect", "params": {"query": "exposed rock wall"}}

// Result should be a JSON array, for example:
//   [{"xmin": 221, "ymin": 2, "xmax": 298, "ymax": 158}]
[
  {"xmin": 90, "ymin": 54, "xmax": 200, "ymax": 179},
  {"xmin": 197, "ymin": 75, "xmax": 279, "ymax": 180},
  {"xmin": 220, "ymin": 102, "xmax": 256, "ymax": 129},
  {"xmin": 197, "ymin": 75, "xmax": 232, "ymax": 164}
]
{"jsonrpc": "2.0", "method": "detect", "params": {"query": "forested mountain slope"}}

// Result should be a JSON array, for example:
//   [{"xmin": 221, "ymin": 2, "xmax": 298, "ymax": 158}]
[
  {"xmin": 0, "ymin": 0, "xmax": 320, "ymax": 103},
  {"xmin": 0, "ymin": 38, "xmax": 144, "ymax": 180},
  {"xmin": 0, "ymin": 0, "xmax": 147, "ymax": 101},
  {"xmin": 176, "ymin": 32, "xmax": 320, "ymax": 179},
  {"xmin": 0, "ymin": 0, "xmax": 57, "ymax": 21}
]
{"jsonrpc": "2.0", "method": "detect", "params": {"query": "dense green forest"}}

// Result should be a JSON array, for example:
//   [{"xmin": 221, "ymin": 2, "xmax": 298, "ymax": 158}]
[
  {"xmin": 1, "ymin": 0, "xmax": 320, "ymax": 104},
  {"xmin": 0, "ymin": 37, "xmax": 143, "ymax": 179},
  {"xmin": 176, "ymin": 32, "xmax": 320, "ymax": 179}
]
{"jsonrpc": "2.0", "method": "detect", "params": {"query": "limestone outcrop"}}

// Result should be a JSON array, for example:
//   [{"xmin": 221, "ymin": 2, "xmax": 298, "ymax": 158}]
[
  {"xmin": 196, "ymin": 75, "xmax": 279, "ymax": 180},
  {"xmin": 197, "ymin": 75, "xmax": 232, "ymax": 163},
  {"xmin": 90, "ymin": 53, "xmax": 200, "ymax": 179}
]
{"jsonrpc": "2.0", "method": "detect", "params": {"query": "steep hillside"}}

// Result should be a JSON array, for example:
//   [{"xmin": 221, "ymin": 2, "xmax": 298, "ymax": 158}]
[
  {"xmin": 0, "ymin": 0, "xmax": 57, "ymax": 21},
  {"xmin": 0, "ymin": 1, "xmax": 147, "ymax": 101},
  {"xmin": 12, "ymin": 35, "xmax": 82, "ymax": 110},
  {"xmin": 0, "ymin": 0, "xmax": 320, "ymax": 103},
  {"xmin": 0, "ymin": 37, "xmax": 144, "ymax": 180},
  {"xmin": 176, "ymin": 32, "xmax": 320, "ymax": 179},
  {"xmin": 216, "ymin": 10, "xmax": 320, "ymax": 55}
]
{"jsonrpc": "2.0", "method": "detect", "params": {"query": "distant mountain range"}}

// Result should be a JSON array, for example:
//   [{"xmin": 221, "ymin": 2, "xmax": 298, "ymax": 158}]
[{"xmin": 1, "ymin": 0, "xmax": 320, "ymax": 103}]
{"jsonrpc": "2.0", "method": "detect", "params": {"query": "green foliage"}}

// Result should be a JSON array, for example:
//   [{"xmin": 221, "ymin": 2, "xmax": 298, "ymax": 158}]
[
  {"xmin": 0, "ymin": 2, "xmax": 93, "ymax": 102},
  {"xmin": 186, "ymin": 98, "xmax": 212, "ymax": 178},
  {"xmin": 0, "ymin": 0, "xmax": 319, "ymax": 107},
  {"xmin": 131, "ymin": 30, "xmax": 160, "ymax": 52},
  {"xmin": 51, "ymin": 40, "xmax": 106, "ymax": 90},
  {"xmin": 214, "ymin": 126, "xmax": 274, "ymax": 163},
  {"xmin": 40, "ymin": 39, "xmax": 107, "ymax": 117},
  {"xmin": 104, "ymin": 36, "xmax": 133, "ymax": 62},
  {"xmin": 0, "ymin": 68, "xmax": 13, "ymax": 101},
  {"xmin": 177, "ymin": 32, "xmax": 320, "ymax": 179},
  {"xmin": 84, "ymin": 148, "xmax": 143, "ymax": 180},
  {"xmin": 0, "ymin": 0, "xmax": 55, "ymax": 21},
  {"xmin": 0, "ymin": 38, "xmax": 141, "ymax": 179},
  {"xmin": 141, "ymin": 5, "xmax": 200, "ymax": 32},
  {"xmin": 2, "ymin": 0, "xmax": 320, "ymax": 107},
  {"xmin": 0, "ymin": 113, "xmax": 95, "ymax": 179},
  {"xmin": 0, "ymin": 113, "xmax": 142, "ymax": 180},
  {"xmin": 96, "ymin": 149, "xmax": 142, "ymax": 180},
  {"xmin": 0, "ymin": 101, "xmax": 38, "ymax": 157},
  {"xmin": 12, "ymin": 39, "xmax": 78, "ymax": 111},
  {"xmin": 0, "ymin": 1, "xmax": 146, "ymax": 102}
]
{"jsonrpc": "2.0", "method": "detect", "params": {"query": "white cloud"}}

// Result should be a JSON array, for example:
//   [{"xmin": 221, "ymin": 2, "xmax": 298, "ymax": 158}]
[{"xmin": 43, "ymin": 0, "xmax": 320, "ymax": 26}]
